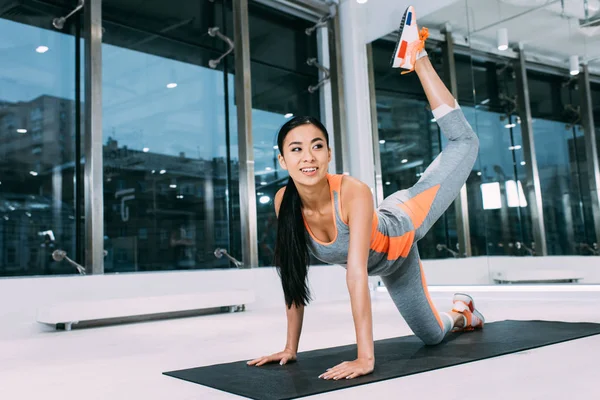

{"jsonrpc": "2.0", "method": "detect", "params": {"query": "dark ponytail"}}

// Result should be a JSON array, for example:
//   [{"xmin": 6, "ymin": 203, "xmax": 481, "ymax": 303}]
[{"xmin": 273, "ymin": 116, "xmax": 330, "ymax": 309}]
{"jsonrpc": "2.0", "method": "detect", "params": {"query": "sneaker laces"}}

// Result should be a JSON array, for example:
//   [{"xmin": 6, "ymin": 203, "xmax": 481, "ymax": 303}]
[{"xmin": 400, "ymin": 27, "xmax": 430, "ymax": 75}]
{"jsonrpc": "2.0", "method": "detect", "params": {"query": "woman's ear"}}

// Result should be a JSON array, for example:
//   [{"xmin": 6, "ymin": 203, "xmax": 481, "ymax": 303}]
[{"xmin": 278, "ymin": 153, "xmax": 288, "ymax": 170}]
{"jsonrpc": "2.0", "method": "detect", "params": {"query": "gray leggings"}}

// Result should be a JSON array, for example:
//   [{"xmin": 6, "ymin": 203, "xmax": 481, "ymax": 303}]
[{"xmin": 380, "ymin": 107, "xmax": 479, "ymax": 345}]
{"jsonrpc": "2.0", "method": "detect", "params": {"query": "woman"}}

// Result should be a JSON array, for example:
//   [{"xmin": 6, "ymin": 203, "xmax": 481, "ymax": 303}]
[{"xmin": 248, "ymin": 5, "xmax": 484, "ymax": 381}]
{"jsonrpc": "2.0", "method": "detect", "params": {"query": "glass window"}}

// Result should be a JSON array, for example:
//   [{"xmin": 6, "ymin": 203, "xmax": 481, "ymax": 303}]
[
  {"xmin": 0, "ymin": 1, "xmax": 79, "ymax": 276},
  {"xmin": 101, "ymin": 0, "xmax": 238, "ymax": 272},
  {"xmin": 248, "ymin": 2, "xmax": 320, "ymax": 266},
  {"xmin": 462, "ymin": 56, "xmax": 534, "ymax": 257},
  {"xmin": 528, "ymin": 71, "xmax": 595, "ymax": 255}
]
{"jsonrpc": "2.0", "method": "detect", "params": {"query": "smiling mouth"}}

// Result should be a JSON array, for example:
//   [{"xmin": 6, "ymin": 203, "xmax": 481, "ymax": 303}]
[{"xmin": 300, "ymin": 167, "xmax": 318, "ymax": 173}]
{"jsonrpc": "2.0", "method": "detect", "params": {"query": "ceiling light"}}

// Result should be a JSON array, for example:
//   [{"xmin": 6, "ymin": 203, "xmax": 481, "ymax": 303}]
[
  {"xmin": 284, "ymin": 113, "xmax": 293, "ymax": 118},
  {"xmin": 169, "ymin": 184, "xmax": 177, "ymax": 188},
  {"xmin": 273, "ymin": 145, "xmax": 279, "ymax": 150},
  {"xmin": 505, "ymin": 123, "xmax": 516, "ymax": 128},
  {"xmin": 260, "ymin": 181, "xmax": 267, "ymax": 186},
  {"xmin": 259, "ymin": 195, "xmax": 271, "ymax": 204},
  {"xmin": 431, "ymin": 118, "xmax": 437, "ymax": 122},
  {"xmin": 143, "ymin": 147, "xmax": 149, "ymax": 152},
  {"xmin": 521, "ymin": 161, "xmax": 526, "ymax": 165},
  {"xmin": 508, "ymin": 145, "xmax": 522, "ymax": 151},
  {"xmin": 160, "ymin": 169, "xmax": 166, "ymax": 174},
  {"xmin": 401, "ymin": 159, "xmax": 408, "ymax": 163},
  {"xmin": 36, "ymin": 46, "xmax": 49, "ymax": 53},
  {"xmin": 265, "ymin": 167, "xmax": 272, "ymax": 171},
  {"xmin": 385, "ymin": 181, "xmax": 391, "ymax": 185},
  {"xmin": 379, "ymin": 139, "xmax": 386, "ymax": 144},
  {"xmin": 497, "ymin": 28, "xmax": 508, "ymax": 51},
  {"xmin": 17, "ymin": 128, "xmax": 27, "ymax": 133},
  {"xmin": 30, "ymin": 171, "xmax": 38, "ymax": 176},
  {"xmin": 357, "ymin": 0, "xmax": 368, "ymax": 3},
  {"xmin": 166, "ymin": 83, "xmax": 177, "ymax": 89},
  {"xmin": 569, "ymin": 55, "xmax": 579, "ymax": 76}
]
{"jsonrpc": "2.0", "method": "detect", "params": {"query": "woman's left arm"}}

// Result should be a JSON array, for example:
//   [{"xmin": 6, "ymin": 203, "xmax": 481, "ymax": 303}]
[{"xmin": 319, "ymin": 180, "xmax": 375, "ymax": 381}]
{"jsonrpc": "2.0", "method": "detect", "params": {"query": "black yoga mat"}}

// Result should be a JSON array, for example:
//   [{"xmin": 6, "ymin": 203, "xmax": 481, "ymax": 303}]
[{"xmin": 164, "ymin": 320, "xmax": 600, "ymax": 400}]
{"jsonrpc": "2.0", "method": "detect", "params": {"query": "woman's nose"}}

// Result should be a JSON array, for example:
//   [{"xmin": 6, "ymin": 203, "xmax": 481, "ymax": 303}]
[{"xmin": 303, "ymin": 150, "xmax": 315, "ymax": 161}]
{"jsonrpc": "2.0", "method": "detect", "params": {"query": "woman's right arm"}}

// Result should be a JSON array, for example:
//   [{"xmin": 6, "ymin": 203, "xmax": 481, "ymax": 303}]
[
  {"xmin": 284, "ymin": 303, "xmax": 304, "ymax": 355},
  {"xmin": 247, "ymin": 187, "xmax": 304, "ymax": 366}
]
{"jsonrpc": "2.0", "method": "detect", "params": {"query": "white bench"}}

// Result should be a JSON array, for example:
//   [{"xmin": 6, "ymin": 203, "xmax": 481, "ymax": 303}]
[
  {"xmin": 493, "ymin": 270, "xmax": 582, "ymax": 284},
  {"xmin": 36, "ymin": 290, "xmax": 254, "ymax": 331}
]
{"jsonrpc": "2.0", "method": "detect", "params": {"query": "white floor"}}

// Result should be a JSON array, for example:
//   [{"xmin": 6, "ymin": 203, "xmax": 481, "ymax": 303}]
[{"xmin": 1, "ymin": 290, "xmax": 599, "ymax": 400}]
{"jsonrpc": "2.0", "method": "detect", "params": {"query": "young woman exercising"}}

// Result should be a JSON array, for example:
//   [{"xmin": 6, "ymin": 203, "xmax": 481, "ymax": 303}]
[{"xmin": 248, "ymin": 5, "xmax": 484, "ymax": 380}]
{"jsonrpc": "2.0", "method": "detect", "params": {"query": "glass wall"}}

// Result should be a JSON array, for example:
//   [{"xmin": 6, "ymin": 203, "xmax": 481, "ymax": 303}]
[
  {"xmin": 248, "ymin": 2, "xmax": 320, "ymax": 266},
  {"xmin": 100, "ymin": 0, "xmax": 237, "ymax": 272},
  {"xmin": 528, "ymin": 70, "xmax": 596, "ymax": 255},
  {"xmin": 0, "ymin": 0, "xmax": 80, "ymax": 276},
  {"xmin": 0, "ymin": 0, "xmax": 324, "ymax": 277},
  {"xmin": 464, "ymin": 55, "xmax": 533, "ymax": 257},
  {"xmin": 371, "ymin": 32, "xmax": 599, "ymax": 262}
]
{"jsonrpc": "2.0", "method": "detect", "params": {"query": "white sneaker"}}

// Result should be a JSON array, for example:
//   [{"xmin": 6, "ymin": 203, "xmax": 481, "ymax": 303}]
[
  {"xmin": 452, "ymin": 293, "xmax": 485, "ymax": 331},
  {"xmin": 389, "ymin": 5, "xmax": 429, "ymax": 74}
]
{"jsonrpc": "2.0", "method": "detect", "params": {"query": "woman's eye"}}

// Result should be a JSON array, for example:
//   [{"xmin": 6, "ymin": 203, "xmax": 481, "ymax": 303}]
[
  {"xmin": 291, "ymin": 147, "xmax": 301, "ymax": 152},
  {"xmin": 313, "ymin": 144, "xmax": 323, "ymax": 149}
]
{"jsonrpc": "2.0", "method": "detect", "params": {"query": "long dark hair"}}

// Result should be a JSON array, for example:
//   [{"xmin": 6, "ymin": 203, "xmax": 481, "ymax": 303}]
[{"xmin": 274, "ymin": 116, "xmax": 330, "ymax": 309}]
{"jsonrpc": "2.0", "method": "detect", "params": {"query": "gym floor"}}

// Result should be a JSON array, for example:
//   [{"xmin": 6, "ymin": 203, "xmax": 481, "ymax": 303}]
[{"xmin": 1, "ymin": 289, "xmax": 598, "ymax": 399}]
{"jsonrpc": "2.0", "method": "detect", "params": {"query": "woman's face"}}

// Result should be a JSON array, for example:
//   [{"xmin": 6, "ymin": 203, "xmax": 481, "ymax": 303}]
[{"xmin": 278, "ymin": 123, "xmax": 330, "ymax": 186}]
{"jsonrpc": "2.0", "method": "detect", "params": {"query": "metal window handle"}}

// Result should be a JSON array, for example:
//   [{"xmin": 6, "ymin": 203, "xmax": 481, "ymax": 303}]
[
  {"xmin": 307, "ymin": 58, "xmax": 330, "ymax": 93},
  {"xmin": 52, "ymin": 0, "xmax": 84, "ymax": 30},
  {"xmin": 305, "ymin": 0, "xmax": 338, "ymax": 36},
  {"xmin": 52, "ymin": 249, "xmax": 108, "ymax": 275},
  {"xmin": 214, "ymin": 248, "xmax": 243, "ymax": 268},
  {"xmin": 436, "ymin": 244, "xmax": 459, "ymax": 258},
  {"xmin": 208, "ymin": 27, "xmax": 234, "ymax": 69}
]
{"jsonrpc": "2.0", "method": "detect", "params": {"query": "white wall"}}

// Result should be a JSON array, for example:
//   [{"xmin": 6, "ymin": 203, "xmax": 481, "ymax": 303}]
[
  {"xmin": 0, "ymin": 267, "xmax": 348, "ymax": 340},
  {"xmin": 1, "ymin": 256, "xmax": 599, "ymax": 340}
]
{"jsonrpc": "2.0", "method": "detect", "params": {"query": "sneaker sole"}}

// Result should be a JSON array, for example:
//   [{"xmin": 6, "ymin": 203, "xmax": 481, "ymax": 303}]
[{"xmin": 389, "ymin": 7, "xmax": 410, "ymax": 68}]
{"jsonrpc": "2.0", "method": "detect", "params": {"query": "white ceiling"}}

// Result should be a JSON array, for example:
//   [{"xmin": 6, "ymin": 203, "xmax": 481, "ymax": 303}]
[{"xmin": 419, "ymin": 0, "xmax": 600, "ymax": 74}]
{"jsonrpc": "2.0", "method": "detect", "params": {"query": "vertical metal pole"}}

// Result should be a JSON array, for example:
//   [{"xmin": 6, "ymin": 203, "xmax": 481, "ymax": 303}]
[
  {"xmin": 514, "ymin": 43, "xmax": 547, "ymax": 256},
  {"xmin": 84, "ymin": 0, "xmax": 104, "ymax": 274},
  {"xmin": 328, "ymin": 14, "xmax": 348, "ymax": 175},
  {"xmin": 442, "ymin": 27, "xmax": 472, "ymax": 257},
  {"xmin": 580, "ymin": 62, "xmax": 600, "ymax": 245},
  {"xmin": 75, "ymin": 15, "xmax": 83, "ymax": 264},
  {"xmin": 366, "ymin": 43, "xmax": 384, "ymax": 207},
  {"xmin": 233, "ymin": 0, "xmax": 258, "ymax": 268},
  {"xmin": 316, "ymin": 25, "xmax": 336, "ymax": 171}
]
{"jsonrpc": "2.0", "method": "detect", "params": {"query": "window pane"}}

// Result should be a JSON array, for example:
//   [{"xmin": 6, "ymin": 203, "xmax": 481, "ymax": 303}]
[
  {"xmin": 248, "ymin": 2, "xmax": 320, "ymax": 266},
  {"xmin": 529, "ymin": 71, "xmax": 594, "ymax": 255},
  {"xmin": 101, "ymin": 0, "xmax": 236, "ymax": 272},
  {"xmin": 0, "ymin": 3, "xmax": 79, "ymax": 276}
]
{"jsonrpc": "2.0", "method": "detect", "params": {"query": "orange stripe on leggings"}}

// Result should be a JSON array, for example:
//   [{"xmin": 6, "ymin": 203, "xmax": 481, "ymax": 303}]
[
  {"xmin": 397, "ymin": 185, "xmax": 441, "ymax": 229},
  {"xmin": 418, "ymin": 260, "xmax": 445, "ymax": 331},
  {"xmin": 387, "ymin": 231, "xmax": 414, "ymax": 260},
  {"xmin": 370, "ymin": 213, "xmax": 416, "ymax": 260}
]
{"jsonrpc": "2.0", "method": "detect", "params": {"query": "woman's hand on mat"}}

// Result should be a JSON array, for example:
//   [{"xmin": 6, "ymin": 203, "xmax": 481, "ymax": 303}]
[
  {"xmin": 247, "ymin": 349, "xmax": 297, "ymax": 367},
  {"xmin": 318, "ymin": 357, "xmax": 374, "ymax": 380}
]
